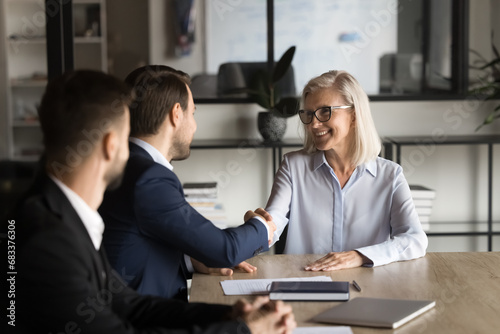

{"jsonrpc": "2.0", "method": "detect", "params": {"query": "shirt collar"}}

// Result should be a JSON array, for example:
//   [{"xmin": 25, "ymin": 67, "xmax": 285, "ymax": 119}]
[
  {"xmin": 129, "ymin": 137, "xmax": 173, "ymax": 171},
  {"xmin": 364, "ymin": 159, "xmax": 377, "ymax": 177},
  {"xmin": 312, "ymin": 151, "xmax": 378, "ymax": 177},
  {"xmin": 48, "ymin": 174, "xmax": 104, "ymax": 250}
]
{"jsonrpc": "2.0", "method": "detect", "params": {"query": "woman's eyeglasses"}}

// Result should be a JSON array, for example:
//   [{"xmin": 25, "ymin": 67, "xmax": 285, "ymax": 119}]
[{"xmin": 298, "ymin": 105, "xmax": 352, "ymax": 124}]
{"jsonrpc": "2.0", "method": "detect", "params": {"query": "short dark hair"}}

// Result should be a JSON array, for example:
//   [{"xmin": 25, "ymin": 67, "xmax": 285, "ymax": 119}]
[
  {"xmin": 125, "ymin": 65, "xmax": 191, "ymax": 137},
  {"xmin": 38, "ymin": 70, "xmax": 132, "ymax": 164}
]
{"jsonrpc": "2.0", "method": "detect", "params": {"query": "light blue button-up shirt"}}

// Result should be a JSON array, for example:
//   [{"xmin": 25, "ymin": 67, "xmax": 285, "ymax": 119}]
[{"xmin": 266, "ymin": 149, "xmax": 427, "ymax": 267}]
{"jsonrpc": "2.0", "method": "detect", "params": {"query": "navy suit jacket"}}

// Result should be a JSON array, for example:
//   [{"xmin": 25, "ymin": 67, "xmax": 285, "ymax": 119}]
[
  {"xmin": 99, "ymin": 142, "xmax": 269, "ymax": 299},
  {"xmin": 9, "ymin": 172, "xmax": 249, "ymax": 333}
]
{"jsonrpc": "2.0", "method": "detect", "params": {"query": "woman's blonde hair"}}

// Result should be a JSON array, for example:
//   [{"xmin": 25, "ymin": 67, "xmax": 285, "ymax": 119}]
[{"xmin": 301, "ymin": 70, "xmax": 381, "ymax": 166}]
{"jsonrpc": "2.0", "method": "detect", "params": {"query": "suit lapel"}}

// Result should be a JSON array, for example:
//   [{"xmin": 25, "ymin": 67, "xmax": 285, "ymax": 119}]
[{"xmin": 42, "ymin": 174, "xmax": 108, "ymax": 290}]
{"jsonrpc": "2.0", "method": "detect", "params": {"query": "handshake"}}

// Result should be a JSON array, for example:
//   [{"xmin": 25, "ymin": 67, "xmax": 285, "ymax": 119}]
[{"xmin": 244, "ymin": 208, "xmax": 277, "ymax": 246}]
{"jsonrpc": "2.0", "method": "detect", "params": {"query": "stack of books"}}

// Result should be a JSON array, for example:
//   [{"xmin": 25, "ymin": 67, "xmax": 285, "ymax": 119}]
[
  {"xmin": 183, "ymin": 182, "xmax": 227, "ymax": 229},
  {"xmin": 409, "ymin": 185, "xmax": 436, "ymax": 231}
]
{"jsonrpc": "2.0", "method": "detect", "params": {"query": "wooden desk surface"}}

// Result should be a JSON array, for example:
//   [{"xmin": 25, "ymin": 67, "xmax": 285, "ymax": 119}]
[{"xmin": 190, "ymin": 252, "xmax": 500, "ymax": 333}]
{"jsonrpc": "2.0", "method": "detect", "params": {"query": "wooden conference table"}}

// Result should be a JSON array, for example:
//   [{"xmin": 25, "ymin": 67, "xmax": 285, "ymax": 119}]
[{"xmin": 190, "ymin": 252, "xmax": 500, "ymax": 333}]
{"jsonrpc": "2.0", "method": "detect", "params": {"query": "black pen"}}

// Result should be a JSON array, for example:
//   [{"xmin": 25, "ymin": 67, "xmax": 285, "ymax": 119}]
[{"xmin": 352, "ymin": 280, "xmax": 362, "ymax": 292}]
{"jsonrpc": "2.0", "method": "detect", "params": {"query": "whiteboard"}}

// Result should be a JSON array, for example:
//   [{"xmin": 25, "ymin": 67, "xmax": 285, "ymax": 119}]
[{"xmin": 206, "ymin": 0, "xmax": 398, "ymax": 95}]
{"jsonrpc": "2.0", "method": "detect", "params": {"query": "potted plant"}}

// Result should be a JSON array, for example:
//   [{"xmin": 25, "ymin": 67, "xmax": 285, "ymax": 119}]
[
  {"xmin": 469, "ymin": 35, "xmax": 500, "ymax": 130},
  {"xmin": 248, "ymin": 46, "xmax": 300, "ymax": 141}
]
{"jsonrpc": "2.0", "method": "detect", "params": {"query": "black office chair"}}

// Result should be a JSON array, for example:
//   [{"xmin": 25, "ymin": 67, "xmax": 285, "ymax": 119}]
[
  {"xmin": 273, "ymin": 225, "xmax": 289, "ymax": 254},
  {"xmin": 0, "ymin": 160, "xmax": 39, "ymax": 218},
  {"xmin": 217, "ymin": 62, "xmax": 296, "ymax": 98}
]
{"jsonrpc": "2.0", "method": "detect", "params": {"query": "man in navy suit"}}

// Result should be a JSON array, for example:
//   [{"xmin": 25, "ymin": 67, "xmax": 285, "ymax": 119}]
[
  {"xmin": 9, "ymin": 70, "xmax": 295, "ymax": 333},
  {"xmin": 99, "ymin": 65, "xmax": 276, "ymax": 300}
]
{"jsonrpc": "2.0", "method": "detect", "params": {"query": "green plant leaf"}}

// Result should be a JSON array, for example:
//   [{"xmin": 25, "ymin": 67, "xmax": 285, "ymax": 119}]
[
  {"xmin": 249, "ymin": 70, "xmax": 271, "ymax": 109},
  {"xmin": 492, "ymin": 42, "xmax": 500, "ymax": 60},
  {"xmin": 479, "ymin": 58, "xmax": 500, "ymax": 70},
  {"xmin": 272, "ymin": 46, "xmax": 296, "ymax": 84},
  {"xmin": 272, "ymin": 97, "xmax": 300, "ymax": 118}
]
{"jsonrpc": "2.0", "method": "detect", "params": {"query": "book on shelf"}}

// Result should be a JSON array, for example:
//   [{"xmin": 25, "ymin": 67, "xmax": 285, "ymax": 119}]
[
  {"xmin": 415, "ymin": 207, "xmax": 433, "ymax": 216},
  {"xmin": 412, "ymin": 199, "xmax": 434, "ymax": 207},
  {"xmin": 183, "ymin": 182, "xmax": 218, "ymax": 197},
  {"xmin": 418, "ymin": 215, "xmax": 430, "ymax": 223},
  {"xmin": 186, "ymin": 199, "xmax": 217, "ymax": 207},
  {"xmin": 269, "ymin": 281, "xmax": 350, "ymax": 301},
  {"xmin": 417, "ymin": 215, "xmax": 431, "ymax": 231},
  {"xmin": 409, "ymin": 185, "xmax": 436, "ymax": 231},
  {"xmin": 183, "ymin": 182, "xmax": 227, "ymax": 228},
  {"xmin": 409, "ymin": 185, "xmax": 436, "ymax": 199}
]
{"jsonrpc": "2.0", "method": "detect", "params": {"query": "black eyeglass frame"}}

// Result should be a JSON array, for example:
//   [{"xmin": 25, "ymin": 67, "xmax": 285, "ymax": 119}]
[{"xmin": 298, "ymin": 105, "xmax": 353, "ymax": 124}]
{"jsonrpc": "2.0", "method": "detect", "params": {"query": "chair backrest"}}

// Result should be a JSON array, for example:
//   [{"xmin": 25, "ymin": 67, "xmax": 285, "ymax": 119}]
[{"xmin": 0, "ymin": 160, "xmax": 39, "ymax": 218}]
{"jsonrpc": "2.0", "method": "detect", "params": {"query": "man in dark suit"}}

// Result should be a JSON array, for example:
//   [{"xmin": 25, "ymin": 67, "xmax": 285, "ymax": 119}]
[
  {"xmin": 8, "ymin": 70, "xmax": 295, "ymax": 333},
  {"xmin": 99, "ymin": 66, "xmax": 276, "ymax": 300}
]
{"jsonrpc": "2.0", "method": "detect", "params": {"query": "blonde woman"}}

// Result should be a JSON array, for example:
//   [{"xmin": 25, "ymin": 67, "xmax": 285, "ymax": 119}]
[{"xmin": 265, "ymin": 70, "xmax": 428, "ymax": 270}]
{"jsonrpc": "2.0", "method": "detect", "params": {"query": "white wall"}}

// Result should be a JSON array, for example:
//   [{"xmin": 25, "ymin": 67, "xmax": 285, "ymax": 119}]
[
  {"xmin": 0, "ymin": 1, "xmax": 9, "ymax": 159},
  {"xmin": 148, "ymin": 0, "xmax": 206, "ymax": 75},
  {"xmin": 107, "ymin": 0, "xmax": 149, "ymax": 79}
]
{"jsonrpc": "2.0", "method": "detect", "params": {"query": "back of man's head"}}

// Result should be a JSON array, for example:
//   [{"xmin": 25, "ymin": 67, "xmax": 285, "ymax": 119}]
[
  {"xmin": 125, "ymin": 65, "xmax": 191, "ymax": 138},
  {"xmin": 39, "ymin": 70, "xmax": 132, "ymax": 168}
]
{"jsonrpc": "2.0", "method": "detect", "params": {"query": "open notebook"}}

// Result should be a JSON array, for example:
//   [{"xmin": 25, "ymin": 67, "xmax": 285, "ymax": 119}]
[{"xmin": 312, "ymin": 297, "xmax": 436, "ymax": 329}]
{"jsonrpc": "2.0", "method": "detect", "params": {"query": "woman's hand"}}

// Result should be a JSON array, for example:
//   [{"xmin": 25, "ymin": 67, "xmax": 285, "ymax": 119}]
[{"xmin": 304, "ymin": 251, "xmax": 369, "ymax": 271}]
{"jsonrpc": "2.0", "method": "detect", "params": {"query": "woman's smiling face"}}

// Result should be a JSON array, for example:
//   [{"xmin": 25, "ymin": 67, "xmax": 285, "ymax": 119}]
[{"xmin": 303, "ymin": 88, "xmax": 355, "ymax": 152}]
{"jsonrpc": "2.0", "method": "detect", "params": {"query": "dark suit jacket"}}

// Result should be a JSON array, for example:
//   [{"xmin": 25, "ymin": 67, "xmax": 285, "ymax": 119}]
[
  {"xmin": 99, "ymin": 142, "xmax": 269, "ymax": 299},
  {"xmin": 10, "ymin": 172, "xmax": 249, "ymax": 333}
]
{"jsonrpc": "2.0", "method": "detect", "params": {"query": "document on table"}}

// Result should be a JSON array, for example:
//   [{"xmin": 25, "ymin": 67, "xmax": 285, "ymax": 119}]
[
  {"xmin": 220, "ymin": 276, "xmax": 332, "ymax": 295},
  {"xmin": 293, "ymin": 327, "xmax": 353, "ymax": 334}
]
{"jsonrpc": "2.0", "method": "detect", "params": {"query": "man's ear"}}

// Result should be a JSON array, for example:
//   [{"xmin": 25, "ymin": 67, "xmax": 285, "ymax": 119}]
[
  {"xmin": 102, "ymin": 131, "xmax": 118, "ymax": 161},
  {"xmin": 168, "ymin": 102, "xmax": 183, "ymax": 127}
]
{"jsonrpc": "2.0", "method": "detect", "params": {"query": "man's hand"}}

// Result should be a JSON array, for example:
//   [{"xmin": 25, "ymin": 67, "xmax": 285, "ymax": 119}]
[
  {"xmin": 304, "ymin": 251, "xmax": 369, "ymax": 271},
  {"xmin": 233, "ymin": 297, "xmax": 296, "ymax": 334},
  {"xmin": 191, "ymin": 258, "xmax": 256, "ymax": 275},
  {"xmin": 244, "ymin": 208, "xmax": 276, "ymax": 245}
]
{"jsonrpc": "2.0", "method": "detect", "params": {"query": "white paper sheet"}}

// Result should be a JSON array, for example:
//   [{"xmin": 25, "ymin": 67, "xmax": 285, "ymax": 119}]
[
  {"xmin": 220, "ymin": 276, "xmax": 332, "ymax": 295},
  {"xmin": 293, "ymin": 326, "xmax": 353, "ymax": 334}
]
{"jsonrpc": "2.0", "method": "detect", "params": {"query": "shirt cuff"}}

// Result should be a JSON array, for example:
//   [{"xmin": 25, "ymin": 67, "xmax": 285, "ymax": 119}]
[
  {"xmin": 250, "ymin": 215, "xmax": 270, "ymax": 238},
  {"xmin": 184, "ymin": 254, "xmax": 194, "ymax": 273}
]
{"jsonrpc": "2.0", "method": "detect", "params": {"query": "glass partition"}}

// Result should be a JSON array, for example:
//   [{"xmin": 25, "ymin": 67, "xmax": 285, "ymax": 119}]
[{"xmin": 195, "ymin": 0, "xmax": 468, "ymax": 102}]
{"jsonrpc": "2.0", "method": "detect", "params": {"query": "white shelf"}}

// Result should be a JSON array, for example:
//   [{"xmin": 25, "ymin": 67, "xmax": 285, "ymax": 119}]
[
  {"xmin": 74, "ymin": 36, "xmax": 103, "ymax": 44},
  {"xmin": 2, "ymin": 0, "xmax": 107, "ymax": 160},
  {"xmin": 8, "ymin": 37, "xmax": 103, "ymax": 45},
  {"xmin": 8, "ymin": 37, "xmax": 46, "ymax": 44},
  {"xmin": 10, "ymin": 79, "xmax": 47, "ymax": 87},
  {"xmin": 425, "ymin": 221, "xmax": 500, "ymax": 234},
  {"xmin": 7, "ymin": 0, "xmax": 103, "ymax": 4},
  {"xmin": 12, "ymin": 154, "xmax": 41, "ymax": 162},
  {"xmin": 12, "ymin": 120, "xmax": 40, "ymax": 127},
  {"xmin": 74, "ymin": 0, "xmax": 104, "ymax": 4},
  {"xmin": 6, "ymin": 0, "xmax": 44, "ymax": 3}
]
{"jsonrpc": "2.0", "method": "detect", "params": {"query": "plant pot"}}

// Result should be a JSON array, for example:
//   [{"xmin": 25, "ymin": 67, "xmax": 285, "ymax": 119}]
[{"xmin": 257, "ymin": 111, "xmax": 287, "ymax": 142}]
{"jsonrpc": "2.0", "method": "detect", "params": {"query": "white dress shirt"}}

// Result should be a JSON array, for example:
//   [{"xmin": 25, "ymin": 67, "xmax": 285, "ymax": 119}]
[
  {"xmin": 49, "ymin": 174, "xmax": 104, "ymax": 251},
  {"xmin": 129, "ymin": 137, "xmax": 174, "ymax": 170},
  {"xmin": 266, "ymin": 149, "xmax": 428, "ymax": 267}
]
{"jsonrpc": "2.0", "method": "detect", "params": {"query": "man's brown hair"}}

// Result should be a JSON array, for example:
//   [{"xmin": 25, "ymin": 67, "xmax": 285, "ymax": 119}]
[
  {"xmin": 38, "ymin": 70, "xmax": 132, "ymax": 164},
  {"xmin": 125, "ymin": 65, "xmax": 191, "ymax": 137}
]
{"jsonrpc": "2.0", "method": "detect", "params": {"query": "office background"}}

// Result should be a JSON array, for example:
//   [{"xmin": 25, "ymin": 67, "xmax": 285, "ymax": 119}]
[{"xmin": 1, "ymin": 0, "xmax": 499, "ymax": 252}]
